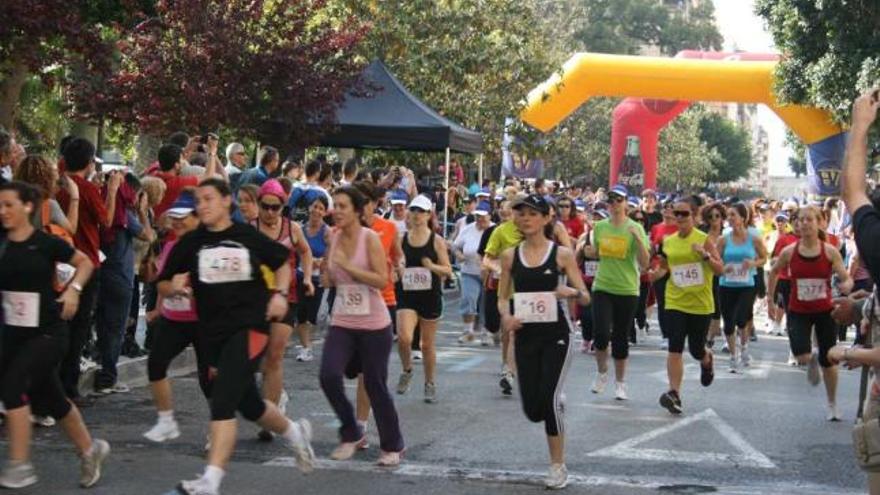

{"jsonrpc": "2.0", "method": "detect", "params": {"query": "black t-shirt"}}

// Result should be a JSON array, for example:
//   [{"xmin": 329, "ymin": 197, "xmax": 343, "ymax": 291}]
[
  {"xmin": 158, "ymin": 223, "xmax": 289, "ymax": 341},
  {"xmin": 477, "ymin": 224, "xmax": 498, "ymax": 257},
  {"xmin": 643, "ymin": 210, "xmax": 663, "ymax": 233},
  {"xmin": 854, "ymin": 205, "xmax": 880, "ymax": 285},
  {"xmin": 0, "ymin": 230, "xmax": 75, "ymax": 336}
]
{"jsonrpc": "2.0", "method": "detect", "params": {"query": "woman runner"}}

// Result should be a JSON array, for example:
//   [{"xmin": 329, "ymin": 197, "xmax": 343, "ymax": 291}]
[
  {"xmin": 650, "ymin": 195, "xmax": 720, "ymax": 415},
  {"xmin": 0, "ymin": 181, "xmax": 109, "ymax": 489},
  {"xmin": 717, "ymin": 203, "xmax": 767, "ymax": 373},
  {"xmin": 296, "ymin": 196, "xmax": 330, "ymax": 361},
  {"xmin": 252, "ymin": 179, "xmax": 313, "ymax": 441},
  {"xmin": 768, "ymin": 205, "xmax": 852, "ymax": 421},
  {"xmin": 157, "ymin": 178, "xmax": 314, "ymax": 495},
  {"xmin": 586, "ymin": 185, "xmax": 649, "ymax": 401},
  {"xmin": 319, "ymin": 186, "xmax": 405, "ymax": 465},
  {"xmin": 699, "ymin": 203, "xmax": 725, "ymax": 349},
  {"xmin": 395, "ymin": 194, "xmax": 452, "ymax": 403},
  {"xmin": 497, "ymin": 194, "xmax": 590, "ymax": 490}
]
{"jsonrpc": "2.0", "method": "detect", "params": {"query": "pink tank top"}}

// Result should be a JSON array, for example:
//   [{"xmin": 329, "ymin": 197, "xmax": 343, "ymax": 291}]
[
  {"xmin": 157, "ymin": 240, "xmax": 198, "ymax": 322},
  {"xmin": 329, "ymin": 227, "xmax": 391, "ymax": 330}
]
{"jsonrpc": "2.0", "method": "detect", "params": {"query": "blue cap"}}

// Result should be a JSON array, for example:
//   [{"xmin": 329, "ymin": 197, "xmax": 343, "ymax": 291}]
[
  {"xmin": 494, "ymin": 194, "xmax": 505, "ymax": 201},
  {"xmin": 167, "ymin": 190, "xmax": 196, "ymax": 218},
  {"xmin": 775, "ymin": 212, "xmax": 789, "ymax": 221},
  {"xmin": 627, "ymin": 196, "xmax": 640, "ymax": 208},
  {"xmin": 476, "ymin": 188, "xmax": 491, "ymax": 198},
  {"xmin": 475, "ymin": 201, "xmax": 492, "ymax": 216},
  {"xmin": 390, "ymin": 189, "xmax": 409, "ymax": 205},
  {"xmin": 593, "ymin": 209, "xmax": 609, "ymax": 219},
  {"xmin": 574, "ymin": 199, "xmax": 587, "ymax": 212},
  {"xmin": 609, "ymin": 184, "xmax": 629, "ymax": 198}
]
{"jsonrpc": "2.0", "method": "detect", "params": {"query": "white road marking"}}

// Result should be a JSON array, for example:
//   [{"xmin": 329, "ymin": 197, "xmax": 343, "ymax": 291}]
[
  {"xmin": 587, "ymin": 408, "xmax": 776, "ymax": 469},
  {"xmin": 448, "ymin": 356, "xmax": 486, "ymax": 372},
  {"xmin": 262, "ymin": 457, "xmax": 853, "ymax": 494}
]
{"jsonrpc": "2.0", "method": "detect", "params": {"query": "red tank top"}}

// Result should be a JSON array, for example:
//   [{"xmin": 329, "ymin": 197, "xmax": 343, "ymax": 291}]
[
  {"xmin": 253, "ymin": 218, "xmax": 299, "ymax": 303},
  {"xmin": 788, "ymin": 241, "xmax": 833, "ymax": 314}
]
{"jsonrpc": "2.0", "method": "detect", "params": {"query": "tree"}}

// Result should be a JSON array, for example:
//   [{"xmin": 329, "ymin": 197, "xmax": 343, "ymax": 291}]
[
  {"xmin": 755, "ymin": 0, "xmax": 880, "ymax": 125},
  {"xmin": 104, "ymin": 0, "xmax": 367, "ymax": 146},
  {"xmin": 786, "ymin": 131, "xmax": 807, "ymax": 178},
  {"xmin": 698, "ymin": 112, "xmax": 754, "ymax": 183},
  {"xmin": 657, "ymin": 107, "xmax": 715, "ymax": 190}
]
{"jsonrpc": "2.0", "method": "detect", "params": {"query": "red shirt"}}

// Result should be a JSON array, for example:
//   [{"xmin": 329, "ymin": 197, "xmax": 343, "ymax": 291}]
[
  {"xmin": 788, "ymin": 241, "xmax": 834, "ymax": 314},
  {"xmin": 561, "ymin": 216, "xmax": 584, "ymax": 242},
  {"xmin": 773, "ymin": 233, "xmax": 798, "ymax": 280},
  {"xmin": 57, "ymin": 175, "xmax": 108, "ymax": 267},
  {"xmin": 154, "ymin": 171, "xmax": 199, "ymax": 217}
]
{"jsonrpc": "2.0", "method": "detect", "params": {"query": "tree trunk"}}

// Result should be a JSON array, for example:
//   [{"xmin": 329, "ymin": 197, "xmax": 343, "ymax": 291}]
[{"xmin": 0, "ymin": 61, "xmax": 29, "ymax": 132}]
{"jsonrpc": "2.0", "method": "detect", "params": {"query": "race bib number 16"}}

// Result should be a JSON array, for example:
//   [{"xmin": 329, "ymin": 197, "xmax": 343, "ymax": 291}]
[
  {"xmin": 514, "ymin": 292, "xmax": 558, "ymax": 323},
  {"xmin": 199, "ymin": 247, "xmax": 252, "ymax": 284}
]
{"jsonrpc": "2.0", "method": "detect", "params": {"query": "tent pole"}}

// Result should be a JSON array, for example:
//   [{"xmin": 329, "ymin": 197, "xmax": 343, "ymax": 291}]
[
  {"xmin": 478, "ymin": 154, "xmax": 484, "ymax": 187},
  {"xmin": 444, "ymin": 147, "xmax": 451, "ymax": 239}
]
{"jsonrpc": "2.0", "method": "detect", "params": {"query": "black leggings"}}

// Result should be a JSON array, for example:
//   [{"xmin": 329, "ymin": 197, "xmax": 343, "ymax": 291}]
[
  {"xmin": 202, "ymin": 330, "xmax": 268, "ymax": 422},
  {"xmin": 579, "ymin": 302, "xmax": 593, "ymax": 341},
  {"xmin": 592, "ymin": 291, "xmax": 639, "ymax": 360},
  {"xmin": 514, "ymin": 324, "xmax": 573, "ymax": 436},
  {"xmin": 0, "ymin": 331, "xmax": 72, "ymax": 420},
  {"xmin": 483, "ymin": 287, "xmax": 500, "ymax": 334},
  {"xmin": 653, "ymin": 276, "xmax": 670, "ymax": 339},
  {"xmin": 666, "ymin": 310, "xmax": 710, "ymax": 361},
  {"xmin": 788, "ymin": 311, "xmax": 837, "ymax": 367},
  {"xmin": 720, "ymin": 286, "xmax": 756, "ymax": 336},
  {"xmin": 147, "ymin": 318, "xmax": 209, "ymax": 396}
]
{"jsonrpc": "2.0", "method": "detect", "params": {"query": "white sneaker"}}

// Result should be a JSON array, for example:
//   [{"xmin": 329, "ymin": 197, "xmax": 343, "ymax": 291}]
[
  {"xmin": 412, "ymin": 350, "xmax": 423, "ymax": 361},
  {"xmin": 79, "ymin": 439, "xmax": 110, "ymax": 488},
  {"xmin": 545, "ymin": 463, "xmax": 568, "ymax": 490},
  {"xmin": 79, "ymin": 357, "xmax": 98, "ymax": 373},
  {"xmin": 729, "ymin": 355, "xmax": 738, "ymax": 374},
  {"xmin": 480, "ymin": 331, "xmax": 492, "ymax": 347},
  {"xmin": 591, "ymin": 372, "xmax": 608, "ymax": 394},
  {"xmin": 296, "ymin": 347, "xmax": 314, "ymax": 362},
  {"xmin": 31, "ymin": 415, "xmax": 56, "ymax": 427},
  {"xmin": 740, "ymin": 347, "xmax": 750, "ymax": 368},
  {"xmin": 0, "ymin": 461, "xmax": 37, "ymax": 489},
  {"xmin": 457, "ymin": 331, "xmax": 475, "ymax": 344},
  {"xmin": 143, "ymin": 419, "xmax": 181, "ymax": 443},
  {"xmin": 288, "ymin": 419, "xmax": 316, "ymax": 473},
  {"xmin": 787, "ymin": 352, "xmax": 799, "ymax": 366},
  {"xmin": 827, "ymin": 403, "xmax": 842, "ymax": 422},
  {"xmin": 614, "ymin": 382, "xmax": 628, "ymax": 401},
  {"xmin": 178, "ymin": 475, "xmax": 218, "ymax": 495}
]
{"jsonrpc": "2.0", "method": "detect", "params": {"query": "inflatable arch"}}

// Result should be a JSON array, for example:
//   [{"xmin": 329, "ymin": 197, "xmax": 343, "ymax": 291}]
[{"xmin": 520, "ymin": 52, "xmax": 846, "ymax": 196}]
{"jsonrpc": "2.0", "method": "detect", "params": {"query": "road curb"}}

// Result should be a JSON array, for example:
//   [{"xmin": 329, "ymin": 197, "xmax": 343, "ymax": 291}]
[{"xmin": 78, "ymin": 347, "xmax": 197, "ymax": 396}]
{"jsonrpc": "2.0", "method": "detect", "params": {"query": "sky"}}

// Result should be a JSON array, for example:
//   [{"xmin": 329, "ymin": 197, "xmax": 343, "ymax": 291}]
[{"xmin": 711, "ymin": 0, "xmax": 793, "ymax": 176}]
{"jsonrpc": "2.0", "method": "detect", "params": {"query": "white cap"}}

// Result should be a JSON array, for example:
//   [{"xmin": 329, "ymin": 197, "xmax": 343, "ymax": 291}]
[
  {"xmin": 408, "ymin": 195, "xmax": 433, "ymax": 212},
  {"xmin": 782, "ymin": 200, "xmax": 799, "ymax": 211}
]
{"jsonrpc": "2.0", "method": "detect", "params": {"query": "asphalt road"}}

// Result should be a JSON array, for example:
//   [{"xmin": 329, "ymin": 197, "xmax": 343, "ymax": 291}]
[{"xmin": 6, "ymin": 296, "xmax": 869, "ymax": 495}]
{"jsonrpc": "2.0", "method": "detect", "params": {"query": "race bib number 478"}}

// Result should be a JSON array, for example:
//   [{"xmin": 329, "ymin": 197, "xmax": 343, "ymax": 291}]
[{"xmin": 199, "ymin": 247, "xmax": 252, "ymax": 284}]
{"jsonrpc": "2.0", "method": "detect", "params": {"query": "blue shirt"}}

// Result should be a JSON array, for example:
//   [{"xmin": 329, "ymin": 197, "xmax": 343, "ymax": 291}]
[{"xmin": 100, "ymin": 209, "xmax": 143, "ymax": 285}]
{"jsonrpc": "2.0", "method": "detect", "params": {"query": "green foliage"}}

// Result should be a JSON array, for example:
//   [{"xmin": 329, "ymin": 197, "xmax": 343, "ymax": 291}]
[
  {"xmin": 755, "ymin": 0, "xmax": 880, "ymax": 124},
  {"xmin": 698, "ymin": 112, "xmax": 754, "ymax": 183},
  {"xmin": 657, "ymin": 107, "xmax": 715, "ymax": 190},
  {"xmin": 785, "ymin": 130, "xmax": 807, "ymax": 178}
]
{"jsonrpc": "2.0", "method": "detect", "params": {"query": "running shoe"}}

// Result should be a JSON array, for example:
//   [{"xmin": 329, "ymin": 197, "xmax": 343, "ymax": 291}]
[
  {"xmin": 480, "ymin": 331, "xmax": 492, "ymax": 347},
  {"xmin": 96, "ymin": 383, "xmax": 130, "ymax": 395},
  {"xmin": 659, "ymin": 390, "xmax": 683, "ymax": 415},
  {"xmin": 457, "ymin": 331, "xmax": 475, "ymax": 344},
  {"xmin": 614, "ymin": 382, "xmax": 628, "ymax": 401},
  {"xmin": 287, "ymin": 419, "xmax": 316, "ymax": 473},
  {"xmin": 32, "ymin": 415, "xmax": 56, "ymax": 427},
  {"xmin": 591, "ymin": 372, "xmax": 608, "ymax": 394},
  {"xmin": 827, "ymin": 403, "xmax": 842, "ymax": 422},
  {"xmin": 376, "ymin": 450, "xmax": 403, "ymax": 467},
  {"xmin": 424, "ymin": 382, "xmax": 437, "ymax": 403},
  {"xmin": 807, "ymin": 351, "xmax": 821, "ymax": 386},
  {"xmin": 740, "ymin": 347, "xmax": 751, "ymax": 368},
  {"xmin": 721, "ymin": 343, "xmax": 730, "ymax": 354},
  {"xmin": 660, "ymin": 340, "xmax": 669, "ymax": 351},
  {"xmin": 330, "ymin": 437, "xmax": 368, "ymax": 461},
  {"xmin": 177, "ymin": 476, "xmax": 218, "ymax": 495},
  {"xmin": 750, "ymin": 333, "xmax": 758, "ymax": 342},
  {"xmin": 396, "ymin": 369, "xmax": 414, "ymax": 395},
  {"xmin": 412, "ymin": 350, "xmax": 423, "ymax": 361},
  {"xmin": 257, "ymin": 429, "xmax": 274, "ymax": 442},
  {"xmin": 701, "ymin": 353, "xmax": 715, "ymax": 387},
  {"xmin": 499, "ymin": 372, "xmax": 514, "ymax": 396},
  {"xmin": 143, "ymin": 419, "xmax": 181, "ymax": 443},
  {"xmin": 787, "ymin": 352, "xmax": 799, "ymax": 366},
  {"xmin": 729, "ymin": 355, "xmax": 738, "ymax": 374},
  {"xmin": 296, "ymin": 347, "xmax": 314, "ymax": 362},
  {"xmin": 0, "ymin": 461, "xmax": 37, "ymax": 489},
  {"xmin": 545, "ymin": 463, "xmax": 568, "ymax": 490},
  {"xmin": 706, "ymin": 338, "xmax": 715, "ymax": 350},
  {"xmin": 79, "ymin": 439, "xmax": 110, "ymax": 488}
]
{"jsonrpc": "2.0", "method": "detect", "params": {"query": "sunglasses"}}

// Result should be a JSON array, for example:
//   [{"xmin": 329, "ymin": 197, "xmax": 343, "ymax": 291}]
[
  {"xmin": 409, "ymin": 207, "xmax": 429, "ymax": 213},
  {"xmin": 609, "ymin": 195, "xmax": 626, "ymax": 203},
  {"xmin": 260, "ymin": 202, "xmax": 283, "ymax": 211},
  {"xmin": 709, "ymin": 213, "xmax": 722, "ymax": 219},
  {"xmin": 673, "ymin": 210, "xmax": 691, "ymax": 218}
]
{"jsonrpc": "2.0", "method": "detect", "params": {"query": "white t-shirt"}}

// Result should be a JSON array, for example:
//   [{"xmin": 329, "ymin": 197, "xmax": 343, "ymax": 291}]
[{"xmin": 454, "ymin": 222, "xmax": 493, "ymax": 275}]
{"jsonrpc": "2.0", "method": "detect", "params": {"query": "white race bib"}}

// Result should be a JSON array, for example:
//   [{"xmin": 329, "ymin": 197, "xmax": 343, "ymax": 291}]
[
  {"xmin": 724, "ymin": 262, "xmax": 751, "ymax": 284},
  {"xmin": 198, "ymin": 247, "xmax": 252, "ymax": 284},
  {"xmin": 513, "ymin": 292, "xmax": 558, "ymax": 323},
  {"xmin": 402, "ymin": 267, "xmax": 432, "ymax": 291},
  {"xmin": 163, "ymin": 296, "xmax": 192, "ymax": 313},
  {"xmin": 2, "ymin": 291, "xmax": 40, "ymax": 328},
  {"xmin": 671, "ymin": 263, "xmax": 705, "ymax": 288},
  {"xmin": 335, "ymin": 284, "xmax": 370, "ymax": 316},
  {"xmin": 583, "ymin": 261, "xmax": 599, "ymax": 278},
  {"xmin": 796, "ymin": 278, "xmax": 828, "ymax": 302}
]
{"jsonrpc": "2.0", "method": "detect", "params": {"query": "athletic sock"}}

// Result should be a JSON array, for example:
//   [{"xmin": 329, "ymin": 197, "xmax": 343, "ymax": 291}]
[
  {"xmin": 202, "ymin": 465, "xmax": 225, "ymax": 492},
  {"xmin": 158, "ymin": 410, "xmax": 175, "ymax": 423},
  {"xmin": 282, "ymin": 419, "xmax": 302, "ymax": 445}
]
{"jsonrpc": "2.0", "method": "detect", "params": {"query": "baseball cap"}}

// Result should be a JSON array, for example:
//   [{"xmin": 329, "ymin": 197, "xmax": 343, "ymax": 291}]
[
  {"xmin": 512, "ymin": 194, "xmax": 550, "ymax": 214},
  {"xmin": 593, "ymin": 209, "xmax": 609, "ymax": 220},
  {"xmin": 642, "ymin": 188, "xmax": 656, "ymax": 198},
  {"xmin": 474, "ymin": 201, "xmax": 491, "ymax": 216},
  {"xmin": 167, "ymin": 191, "xmax": 196, "ymax": 218},
  {"xmin": 258, "ymin": 179, "xmax": 286, "ymax": 201},
  {"xmin": 390, "ymin": 190, "xmax": 408, "ymax": 205},
  {"xmin": 775, "ymin": 212, "xmax": 789, "ymax": 221},
  {"xmin": 609, "ymin": 184, "xmax": 628, "ymax": 199},
  {"xmin": 627, "ymin": 196, "xmax": 640, "ymax": 208},
  {"xmin": 574, "ymin": 199, "xmax": 586, "ymax": 212},
  {"xmin": 782, "ymin": 199, "xmax": 799, "ymax": 211},
  {"xmin": 476, "ymin": 188, "xmax": 491, "ymax": 198},
  {"xmin": 408, "ymin": 195, "xmax": 433, "ymax": 212}
]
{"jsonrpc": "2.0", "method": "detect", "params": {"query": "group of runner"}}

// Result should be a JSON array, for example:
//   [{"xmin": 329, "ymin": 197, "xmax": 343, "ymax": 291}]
[{"xmin": 0, "ymin": 151, "xmax": 860, "ymax": 492}]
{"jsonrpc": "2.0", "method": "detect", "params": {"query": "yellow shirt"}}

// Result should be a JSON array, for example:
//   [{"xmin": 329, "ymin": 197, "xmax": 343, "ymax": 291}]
[{"xmin": 663, "ymin": 228, "xmax": 714, "ymax": 315}]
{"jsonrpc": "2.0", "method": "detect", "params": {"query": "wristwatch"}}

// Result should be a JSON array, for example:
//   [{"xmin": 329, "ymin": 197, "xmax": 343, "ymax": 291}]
[
  {"xmin": 273, "ymin": 289, "xmax": 289, "ymax": 298},
  {"xmin": 70, "ymin": 282, "xmax": 83, "ymax": 293}
]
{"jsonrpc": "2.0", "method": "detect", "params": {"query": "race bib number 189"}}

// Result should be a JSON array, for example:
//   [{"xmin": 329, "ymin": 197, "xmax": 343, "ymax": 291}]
[
  {"xmin": 402, "ymin": 267, "xmax": 432, "ymax": 291},
  {"xmin": 671, "ymin": 263, "xmax": 704, "ymax": 288},
  {"xmin": 2, "ymin": 291, "xmax": 39, "ymax": 328},
  {"xmin": 513, "ymin": 292, "xmax": 558, "ymax": 323},
  {"xmin": 199, "ymin": 247, "xmax": 252, "ymax": 284},
  {"xmin": 335, "ymin": 284, "xmax": 370, "ymax": 316}
]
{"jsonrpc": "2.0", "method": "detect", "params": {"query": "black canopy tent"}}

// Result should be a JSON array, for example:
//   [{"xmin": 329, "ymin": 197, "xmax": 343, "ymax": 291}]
[{"xmin": 317, "ymin": 60, "xmax": 484, "ymax": 233}]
